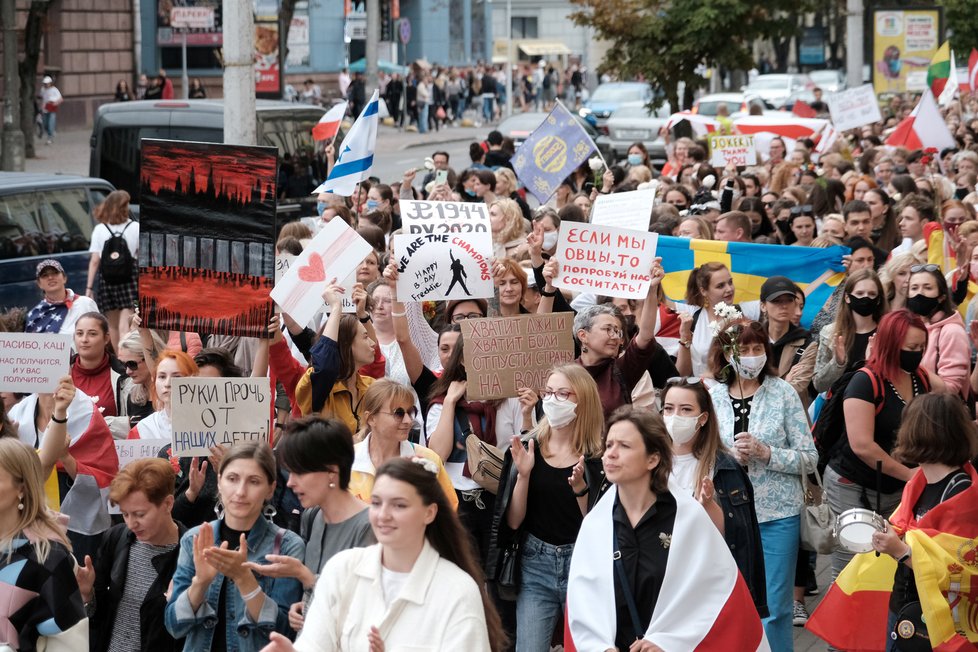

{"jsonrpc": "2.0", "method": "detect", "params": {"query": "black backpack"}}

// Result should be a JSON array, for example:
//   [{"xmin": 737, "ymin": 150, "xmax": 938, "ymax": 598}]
[{"xmin": 99, "ymin": 221, "xmax": 135, "ymax": 284}]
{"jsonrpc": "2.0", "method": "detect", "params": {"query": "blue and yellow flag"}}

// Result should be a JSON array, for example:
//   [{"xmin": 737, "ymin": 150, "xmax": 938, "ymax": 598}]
[
  {"xmin": 510, "ymin": 103, "xmax": 596, "ymax": 204},
  {"xmin": 657, "ymin": 236, "xmax": 849, "ymax": 328}
]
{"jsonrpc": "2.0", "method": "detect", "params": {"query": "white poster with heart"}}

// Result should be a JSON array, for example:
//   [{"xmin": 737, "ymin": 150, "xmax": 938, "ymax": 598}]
[{"xmin": 270, "ymin": 219, "xmax": 374, "ymax": 326}]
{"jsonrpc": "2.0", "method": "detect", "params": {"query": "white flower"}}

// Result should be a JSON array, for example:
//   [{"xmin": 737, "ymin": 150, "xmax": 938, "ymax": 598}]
[
  {"xmin": 588, "ymin": 156, "xmax": 604, "ymax": 172},
  {"xmin": 423, "ymin": 156, "xmax": 435, "ymax": 171},
  {"xmin": 892, "ymin": 192, "xmax": 902, "ymax": 202},
  {"xmin": 712, "ymin": 302, "xmax": 743, "ymax": 321},
  {"xmin": 710, "ymin": 320, "xmax": 723, "ymax": 337},
  {"xmin": 412, "ymin": 457, "xmax": 439, "ymax": 475}
]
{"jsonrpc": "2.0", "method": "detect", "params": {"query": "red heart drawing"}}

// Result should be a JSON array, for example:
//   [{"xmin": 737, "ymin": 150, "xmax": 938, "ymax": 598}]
[{"xmin": 297, "ymin": 253, "xmax": 326, "ymax": 283}]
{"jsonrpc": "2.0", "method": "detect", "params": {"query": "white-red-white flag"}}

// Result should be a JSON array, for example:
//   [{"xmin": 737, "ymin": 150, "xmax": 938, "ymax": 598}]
[
  {"xmin": 312, "ymin": 101, "xmax": 348, "ymax": 142},
  {"xmin": 885, "ymin": 90, "xmax": 956, "ymax": 151}
]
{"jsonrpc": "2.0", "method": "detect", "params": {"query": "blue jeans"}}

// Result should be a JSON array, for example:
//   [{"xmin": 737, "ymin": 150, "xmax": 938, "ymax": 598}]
[
  {"xmin": 515, "ymin": 533, "xmax": 573, "ymax": 652},
  {"xmin": 483, "ymin": 96, "xmax": 494, "ymax": 122},
  {"xmin": 42, "ymin": 111, "xmax": 56, "ymax": 138},
  {"xmin": 418, "ymin": 103, "xmax": 429, "ymax": 133},
  {"xmin": 759, "ymin": 515, "xmax": 800, "ymax": 652}
]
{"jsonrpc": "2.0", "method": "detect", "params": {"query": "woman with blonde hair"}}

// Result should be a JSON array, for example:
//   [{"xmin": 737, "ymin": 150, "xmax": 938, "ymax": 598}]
[
  {"xmin": 87, "ymin": 189, "xmax": 137, "ymax": 348},
  {"xmin": 494, "ymin": 167, "xmax": 531, "ymax": 222},
  {"xmin": 489, "ymin": 198, "xmax": 528, "ymax": 260},
  {"xmin": 0, "ymin": 438, "xmax": 87, "ymax": 650},
  {"xmin": 879, "ymin": 251, "xmax": 915, "ymax": 312},
  {"xmin": 769, "ymin": 162, "xmax": 801, "ymax": 194},
  {"xmin": 487, "ymin": 363, "xmax": 606, "ymax": 652}
]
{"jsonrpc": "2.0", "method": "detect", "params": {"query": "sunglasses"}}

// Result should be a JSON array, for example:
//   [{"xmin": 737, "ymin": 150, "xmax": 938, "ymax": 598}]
[
  {"xmin": 910, "ymin": 263, "xmax": 940, "ymax": 274},
  {"xmin": 666, "ymin": 376, "xmax": 702, "ymax": 386},
  {"xmin": 123, "ymin": 360, "xmax": 143, "ymax": 371},
  {"xmin": 790, "ymin": 204, "xmax": 813, "ymax": 216},
  {"xmin": 381, "ymin": 407, "xmax": 418, "ymax": 420}
]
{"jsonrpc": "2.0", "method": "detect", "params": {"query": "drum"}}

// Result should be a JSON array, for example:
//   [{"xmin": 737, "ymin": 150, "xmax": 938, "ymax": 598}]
[{"xmin": 836, "ymin": 508, "xmax": 885, "ymax": 553}]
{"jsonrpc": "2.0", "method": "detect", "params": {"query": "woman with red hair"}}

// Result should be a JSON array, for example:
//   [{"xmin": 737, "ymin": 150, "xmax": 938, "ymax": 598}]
[
  {"xmin": 128, "ymin": 349, "xmax": 199, "ymax": 440},
  {"xmin": 824, "ymin": 309, "xmax": 945, "ymax": 581}
]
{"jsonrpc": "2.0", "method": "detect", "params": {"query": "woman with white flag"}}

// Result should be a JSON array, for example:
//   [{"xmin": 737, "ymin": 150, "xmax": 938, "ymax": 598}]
[{"xmin": 566, "ymin": 406, "xmax": 768, "ymax": 652}]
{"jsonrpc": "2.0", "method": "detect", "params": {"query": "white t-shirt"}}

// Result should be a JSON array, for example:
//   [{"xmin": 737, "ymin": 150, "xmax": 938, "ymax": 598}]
[
  {"xmin": 381, "ymin": 566, "xmax": 410, "ymax": 608},
  {"xmin": 671, "ymin": 452, "xmax": 699, "ymax": 496},
  {"xmin": 40, "ymin": 86, "xmax": 62, "ymax": 111},
  {"xmin": 89, "ymin": 220, "xmax": 139, "ymax": 257}
]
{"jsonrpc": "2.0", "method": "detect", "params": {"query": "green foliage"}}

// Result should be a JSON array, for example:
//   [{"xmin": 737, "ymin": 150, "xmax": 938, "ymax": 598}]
[{"xmin": 945, "ymin": 0, "xmax": 978, "ymax": 60}]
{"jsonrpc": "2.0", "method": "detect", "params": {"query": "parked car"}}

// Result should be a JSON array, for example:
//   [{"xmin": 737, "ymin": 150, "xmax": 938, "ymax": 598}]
[
  {"xmin": 809, "ymin": 69, "xmax": 847, "ymax": 93},
  {"xmin": 496, "ymin": 112, "xmax": 615, "ymax": 166},
  {"xmin": 743, "ymin": 73, "xmax": 814, "ymax": 108},
  {"xmin": 604, "ymin": 102, "xmax": 672, "ymax": 167},
  {"xmin": 692, "ymin": 93, "xmax": 770, "ymax": 116},
  {"xmin": 579, "ymin": 81, "xmax": 656, "ymax": 128},
  {"xmin": 0, "ymin": 173, "xmax": 115, "ymax": 311}
]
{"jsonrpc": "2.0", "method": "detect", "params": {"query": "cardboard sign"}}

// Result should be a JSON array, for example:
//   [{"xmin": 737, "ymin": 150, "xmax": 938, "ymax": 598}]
[
  {"xmin": 115, "ymin": 438, "xmax": 170, "ymax": 469},
  {"xmin": 400, "ymin": 200, "xmax": 492, "ymax": 237},
  {"xmin": 170, "ymin": 377, "xmax": 270, "ymax": 457},
  {"xmin": 828, "ymin": 84, "xmax": 883, "ymax": 132},
  {"xmin": 590, "ymin": 188, "xmax": 657, "ymax": 232},
  {"xmin": 708, "ymin": 134, "xmax": 757, "ymax": 167},
  {"xmin": 460, "ymin": 313, "xmax": 576, "ymax": 400},
  {"xmin": 274, "ymin": 253, "xmax": 296, "ymax": 285},
  {"xmin": 0, "ymin": 333, "xmax": 70, "ymax": 393},
  {"xmin": 553, "ymin": 224, "xmax": 657, "ymax": 299},
  {"xmin": 270, "ymin": 219, "xmax": 373, "ymax": 326},
  {"xmin": 393, "ymin": 231, "xmax": 494, "ymax": 302}
]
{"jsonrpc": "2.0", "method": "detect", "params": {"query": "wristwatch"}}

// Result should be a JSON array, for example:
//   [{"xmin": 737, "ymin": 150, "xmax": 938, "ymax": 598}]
[
  {"xmin": 678, "ymin": 339, "xmax": 691, "ymax": 349},
  {"xmin": 897, "ymin": 546, "xmax": 912, "ymax": 564}
]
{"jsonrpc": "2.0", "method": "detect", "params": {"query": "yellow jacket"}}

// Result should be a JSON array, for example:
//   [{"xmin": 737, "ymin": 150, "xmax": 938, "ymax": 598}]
[
  {"xmin": 350, "ymin": 435, "xmax": 459, "ymax": 510},
  {"xmin": 295, "ymin": 367, "xmax": 374, "ymax": 436}
]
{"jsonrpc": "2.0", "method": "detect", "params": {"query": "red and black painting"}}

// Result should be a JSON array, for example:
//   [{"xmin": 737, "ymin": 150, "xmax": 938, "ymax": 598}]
[{"xmin": 138, "ymin": 140, "xmax": 278, "ymax": 338}]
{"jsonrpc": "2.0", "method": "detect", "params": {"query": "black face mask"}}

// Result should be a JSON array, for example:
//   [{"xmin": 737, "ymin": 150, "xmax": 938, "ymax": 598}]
[
  {"xmin": 847, "ymin": 294, "xmax": 880, "ymax": 317},
  {"xmin": 907, "ymin": 293, "xmax": 940, "ymax": 317},
  {"xmin": 956, "ymin": 187, "xmax": 969, "ymax": 200},
  {"xmin": 899, "ymin": 349, "xmax": 924, "ymax": 373}
]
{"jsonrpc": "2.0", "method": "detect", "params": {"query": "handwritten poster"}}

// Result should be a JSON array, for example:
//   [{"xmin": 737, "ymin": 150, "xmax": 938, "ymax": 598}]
[
  {"xmin": 393, "ymin": 232, "xmax": 494, "ymax": 302},
  {"xmin": 170, "ymin": 377, "xmax": 270, "ymax": 457},
  {"xmin": 115, "ymin": 438, "xmax": 170, "ymax": 469},
  {"xmin": 460, "ymin": 313, "xmax": 576, "ymax": 400},
  {"xmin": 554, "ymin": 224, "xmax": 657, "ymax": 299},
  {"xmin": 400, "ymin": 199, "xmax": 492, "ymax": 237},
  {"xmin": 0, "ymin": 333, "xmax": 70, "ymax": 393},
  {"xmin": 590, "ymin": 187, "xmax": 657, "ymax": 232},
  {"xmin": 708, "ymin": 134, "xmax": 757, "ymax": 167},
  {"xmin": 827, "ymin": 84, "xmax": 884, "ymax": 132}
]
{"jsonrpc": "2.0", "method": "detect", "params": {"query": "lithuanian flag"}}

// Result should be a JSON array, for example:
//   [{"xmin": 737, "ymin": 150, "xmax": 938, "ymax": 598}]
[
  {"xmin": 928, "ymin": 41, "xmax": 953, "ymax": 97},
  {"xmin": 806, "ymin": 463, "xmax": 978, "ymax": 651}
]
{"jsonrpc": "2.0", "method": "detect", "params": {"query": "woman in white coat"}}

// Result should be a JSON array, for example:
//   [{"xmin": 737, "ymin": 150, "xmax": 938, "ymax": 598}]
[{"xmin": 262, "ymin": 457, "xmax": 506, "ymax": 652}]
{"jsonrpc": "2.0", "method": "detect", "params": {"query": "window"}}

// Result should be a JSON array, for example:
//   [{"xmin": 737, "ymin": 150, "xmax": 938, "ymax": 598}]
[
  {"xmin": 0, "ymin": 188, "xmax": 93, "ymax": 260},
  {"xmin": 511, "ymin": 17, "xmax": 537, "ymax": 39}
]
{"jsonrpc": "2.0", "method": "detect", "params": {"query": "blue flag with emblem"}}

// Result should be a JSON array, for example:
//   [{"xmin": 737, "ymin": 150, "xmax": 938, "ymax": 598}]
[
  {"xmin": 510, "ymin": 102, "xmax": 597, "ymax": 204},
  {"xmin": 657, "ymin": 236, "xmax": 849, "ymax": 328},
  {"xmin": 313, "ymin": 90, "xmax": 379, "ymax": 196}
]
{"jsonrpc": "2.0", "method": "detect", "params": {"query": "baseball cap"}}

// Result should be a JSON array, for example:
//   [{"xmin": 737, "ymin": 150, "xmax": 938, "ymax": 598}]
[
  {"xmin": 35, "ymin": 259, "xmax": 65, "ymax": 278},
  {"xmin": 760, "ymin": 276, "xmax": 799, "ymax": 302},
  {"xmin": 42, "ymin": 75, "xmax": 53, "ymax": 84}
]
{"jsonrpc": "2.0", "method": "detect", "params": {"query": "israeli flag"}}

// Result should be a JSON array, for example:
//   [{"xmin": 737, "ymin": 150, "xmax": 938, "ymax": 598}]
[{"xmin": 313, "ymin": 90, "xmax": 379, "ymax": 196}]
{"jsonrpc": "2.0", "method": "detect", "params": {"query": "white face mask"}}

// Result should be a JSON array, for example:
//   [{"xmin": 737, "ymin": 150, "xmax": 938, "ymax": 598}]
[
  {"xmin": 732, "ymin": 354, "xmax": 767, "ymax": 380},
  {"xmin": 663, "ymin": 413, "xmax": 701, "ymax": 446},
  {"xmin": 542, "ymin": 230, "xmax": 559, "ymax": 250},
  {"xmin": 542, "ymin": 396, "xmax": 577, "ymax": 428}
]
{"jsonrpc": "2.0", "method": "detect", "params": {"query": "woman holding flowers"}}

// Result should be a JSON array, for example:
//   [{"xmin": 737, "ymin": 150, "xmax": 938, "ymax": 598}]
[{"xmin": 707, "ymin": 314, "xmax": 816, "ymax": 652}]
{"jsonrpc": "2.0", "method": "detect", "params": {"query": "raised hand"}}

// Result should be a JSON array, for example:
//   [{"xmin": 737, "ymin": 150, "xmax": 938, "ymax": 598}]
[
  {"xmin": 52, "ymin": 376, "xmax": 75, "ymax": 415},
  {"xmin": 185, "ymin": 457, "xmax": 208, "ymax": 504},
  {"xmin": 568, "ymin": 455, "xmax": 586, "ymax": 495},
  {"xmin": 511, "ymin": 436, "xmax": 535, "ymax": 477},
  {"xmin": 192, "ymin": 522, "xmax": 219, "ymax": 586},
  {"xmin": 322, "ymin": 279, "xmax": 344, "ymax": 309},
  {"xmin": 75, "ymin": 555, "xmax": 96, "ymax": 602}
]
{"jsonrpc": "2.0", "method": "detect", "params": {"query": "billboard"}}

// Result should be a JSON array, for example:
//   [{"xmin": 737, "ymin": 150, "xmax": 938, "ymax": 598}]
[{"xmin": 872, "ymin": 8, "xmax": 943, "ymax": 95}]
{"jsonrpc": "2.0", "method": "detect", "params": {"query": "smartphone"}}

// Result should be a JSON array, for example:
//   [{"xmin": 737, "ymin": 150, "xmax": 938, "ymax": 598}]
[
  {"xmin": 435, "ymin": 169, "xmax": 449, "ymax": 185},
  {"xmin": 584, "ymin": 181, "xmax": 594, "ymax": 194}
]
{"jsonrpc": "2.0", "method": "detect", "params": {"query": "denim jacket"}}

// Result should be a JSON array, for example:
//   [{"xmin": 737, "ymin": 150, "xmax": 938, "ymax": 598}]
[
  {"xmin": 164, "ymin": 516, "xmax": 305, "ymax": 652},
  {"xmin": 709, "ymin": 375, "xmax": 816, "ymax": 524}
]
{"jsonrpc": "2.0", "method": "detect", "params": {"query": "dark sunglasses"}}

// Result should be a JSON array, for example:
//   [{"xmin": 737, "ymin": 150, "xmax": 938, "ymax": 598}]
[
  {"xmin": 381, "ymin": 407, "xmax": 418, "ymax": 420},
  {"xmin": 123, "ymin": 360, "xmax": 143, "ymax": 371},
  {"xmin": 790, "ymin": 204, "xmax": 813, "ymax": 216},
  {"xmin": 763, "ymin": 201, "xmax": 775, "ymax": 209},
  {"xmin": 910, "ymin": 263, "xmax": 940, "ymax": 274}
]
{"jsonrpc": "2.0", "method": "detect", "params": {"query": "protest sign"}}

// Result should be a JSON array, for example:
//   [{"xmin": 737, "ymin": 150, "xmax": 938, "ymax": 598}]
[
  {"xmin": 553, "ymin": 224, "xmax": 657, "ymax": 299},
  {"xmin": 460, "ymin": 313, "xmax": 576, "ymax": 400},
  {"xmin": 170, "ymin": 377, "xmax": 270, "ymax": 457},
  {"xmin": 708, "ymin": 134, "xmax": 757, "ymax": 167},
  {"xmin": 115, "ymin": 438, "xmax": 170, "ymax": 469},
  {"xmin": 0, "ymin": 333, "xmax": 70, "ymax": 393},
  {"xmin": 589, "ymin": 187, "xmax": 657, "ymax": 232},
  {"xmin": 138, "ymin": 140, "xmax": 278, "ymax": 338},
  {"xmin": 400, "ymin": 199, "xmax": 492, "ymax": 236},
  {"xmin": 271, "ymin": 219, "xmax": 373, "ymax": 325},
  {"xmin": 827, "ymin": 84, "xmax": 883, "ymax": 132},
  {"xmin": 274, "ymin": 253, "xmax": 296, "ymax": 284}
]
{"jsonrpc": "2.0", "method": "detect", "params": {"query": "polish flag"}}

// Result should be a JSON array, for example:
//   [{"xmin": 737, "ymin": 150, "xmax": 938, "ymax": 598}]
[
  {"xmin": 885, "ymin": 89, "xmax": 956, "ymax": 151},
  {"xmin": 969, "ymin": 48, "xmax": 978, "ymax": 92},
  {"xmin": 312, "ymin": 101, "xmax": 348, "ymax": 142},
  {"xmin": 792, "ymin": 100, "xmax": 817, "ymax": 118}
]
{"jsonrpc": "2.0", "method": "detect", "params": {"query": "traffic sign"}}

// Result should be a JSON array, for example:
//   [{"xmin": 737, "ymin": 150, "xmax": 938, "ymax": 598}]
[{"xmin": 399, "ymin": 18, "xmax": 411, "ymax": 45}]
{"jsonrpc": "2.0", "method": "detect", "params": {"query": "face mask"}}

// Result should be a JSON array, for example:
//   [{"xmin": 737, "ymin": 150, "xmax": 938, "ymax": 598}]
[
  {"xmin": 627, "ymin": 154, "xmax": 643, "ymax": 166},
  {"xmin": 956, "ymin": 187, "xmax": 969, "ymax": 200},
  {"xmin": 663, "ymin": 414, "xmax": 701, "ymax": 446},
  {"xmin": 847, "ymin": 294, "xmax": 880, "ymax": 317},
  {"xmin": 465, "ymin": 188, "xmax": 477, "ymax": 197},
  {"xmin": 542, "ymin": 230, "xmax": 559, "ymax": 250},
  {"xmin": 316, "ymin": 202, "xmax": 327, "ymax": 217},
  {"xmin": 731, "ymin": 354, "xmax": 767, "ymax": 380},
  {"xmin": 907, "ymin": 293, "xmax": 940, "ymax": 317},
  {"xmin": 542, "ymin": 396, "xmax": 578, "ymax": 428},
  {"xmin": 365, "ymin": 199, "xmax": 380, "ymax": 211},
  {"xmin": 899, "ymin": 349, "xmax": 923, "ymax": 373}
]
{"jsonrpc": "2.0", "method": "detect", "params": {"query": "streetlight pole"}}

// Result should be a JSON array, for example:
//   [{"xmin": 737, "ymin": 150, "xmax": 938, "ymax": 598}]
[
  {"xmin": 505, "ymin": 0, "xmax": 513, "ymax": 118},
  {"xmin": 1, "ymin": 0, "xmax": 24, "ymax": 170}
]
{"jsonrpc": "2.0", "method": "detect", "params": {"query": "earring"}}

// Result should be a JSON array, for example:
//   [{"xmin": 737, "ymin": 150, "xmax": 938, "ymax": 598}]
[
  {"xmin": 213, "ymin": 500, "xmax": 225, "ymax": 520},
  {"xmin": 581, "ymin": 345, "xmax": 589, "ymax": 353},
  {"xmin": 17, "ymin": 497, "xmax": 24, "ymax": 511},
  {"xmin": 263, "ymin": 503, "xmax": 278, "ymax": 520},
  {"xmin": 328, "ymin": 482, "xmax": 336, "ymax": 488}
]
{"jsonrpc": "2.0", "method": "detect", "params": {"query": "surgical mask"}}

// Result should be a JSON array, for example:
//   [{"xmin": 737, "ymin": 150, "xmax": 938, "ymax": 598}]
[
  {"xmin": 731, "ymin": 354, "xmax": 767, "ymax": 380},
  {"xmin": 899, "ymin": 349, "xmax": 923, "ymax": 373},
  {"xmin": 847, "ymin": 294, "xmax": 880, "ymax": 317},
  {"xmin": 542, "ymin": 396, "xmax": 578, "ymax": 428},
  {"xmin": 316, "ymin": 202, "xmax": 327, "ymax": 217},
  {"xmin": 627, "ymin": 154, "xmax": 643, "ymax": 166},
  {"xmin": 663, "ymin": 414, "xmax": 701, "ymax": 446},
  {"xmin": 907, "ymin": 293, "xmax": 940, "ymax": 317},
  {"xmin": 365, "ymin": 199, "xmax": 380, "ymax": 211},
  {"xmin": 542, "ymin": 230, "xmax": 559, "ymax": 250},
  {"xmin": 465, "ymin": 188, "xmax": 477, "ymax": 197}
]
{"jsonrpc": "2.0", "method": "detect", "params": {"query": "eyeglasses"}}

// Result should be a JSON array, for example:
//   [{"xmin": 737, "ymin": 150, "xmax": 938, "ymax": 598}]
[
  {"xmin": 790, "ymin": 204, "xmax": 813, "ymax": 216},
  {"xmin": 380, "ymin": 407, "xmax": 418, "ymax": 420},
  {"xmin": 541, "ymin": 389, "xmax": 576, "ymax": 401},
  {"xmin": 451, "ymin": 312, "xmax": 484, "ymax": 323},
  {"xmin": 592, "ymin": 325, "xmax": 623, "ymax": 339},
  {"xmin": 910, "ymin": 264, "xmax": 940, "ymax": 274},
  {"xmin": 763, "ymin": 201, "xmax": 775, "ymax": 209},
  {"xmin": 666, "ymin": 376, "xmax": 702, "ymax": 387},
  {"xmin": 123, "ymin": 360, "xmax": 143, "ymax": 371}
]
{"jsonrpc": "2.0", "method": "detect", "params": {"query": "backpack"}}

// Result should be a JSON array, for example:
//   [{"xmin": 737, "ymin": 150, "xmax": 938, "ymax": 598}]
[
  {"xmin": 99, "ymin": 221, "xmax": 134, "ymax": 284},
  {"xmin": 542, "ymin": 72, "xmax": 552, "ymax": 90}
]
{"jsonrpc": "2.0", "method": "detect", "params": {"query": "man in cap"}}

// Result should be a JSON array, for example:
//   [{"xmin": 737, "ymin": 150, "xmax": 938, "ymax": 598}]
[
  {"xmin": 38, "ymin": 75, "xmax": 63, "ymax": 145},
  {"xmin": 25, "ymin": 259, "xmax": 99, "ymax": 334}
]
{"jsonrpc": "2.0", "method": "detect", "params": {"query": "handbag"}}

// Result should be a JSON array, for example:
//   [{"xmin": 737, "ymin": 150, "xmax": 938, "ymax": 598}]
[
  {"xmin": 465, "ymin": 434, "xmax": 504, "ymax": 494},
  {"xmin": 494, "ymin": 453, "xmax": 523, "ymax": 602},
  {"xmin": 799, "ymin": 457, "xmax": 837, "ymax": 554}
]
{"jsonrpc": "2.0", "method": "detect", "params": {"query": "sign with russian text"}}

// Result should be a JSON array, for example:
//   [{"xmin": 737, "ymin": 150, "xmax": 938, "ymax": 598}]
[
  {"xmin": 589, "ymin": 187, "xmax": 657, "ymax": 232},
  {"xmin": 0, "ymin": 333, "xmax": 70, "ymax": 393},
  {"xmin": 460, "ymin": 313, "xmax": 576, "ymax": 400},
  {"xmin": 170, "ymin": 377, "xmax": 270, "ymax": 457},
  {"xmin": 115, "ymin": 438, "xmax": 170, "ymax": 469},
  {"xmin": 553, "ymin": 225, "xmax": 657, "ymax": 299},
  {"xmin": 827, "ymin": 84, "xmax": 884, "ymax": 132},
  {"xmin": 708, "ymin": 134, "xmax": 757, "ymax": 167},
  {"xmin": 170, "ymin": 6, "xmax": 215, "ymax": 30}
]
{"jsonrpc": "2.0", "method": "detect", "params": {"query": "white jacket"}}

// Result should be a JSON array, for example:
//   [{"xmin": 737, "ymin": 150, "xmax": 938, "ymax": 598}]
[{"xmin": 295, "ymin": 541, "xmax": 491, "ymax": 652}]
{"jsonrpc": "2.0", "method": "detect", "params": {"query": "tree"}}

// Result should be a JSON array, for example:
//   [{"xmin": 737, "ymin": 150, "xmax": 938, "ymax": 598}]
[
  {"xmin": 570, "ymin": 0, "xmax": 817, "ymax": 111},
  {"xmin": 18, "ymin": 0, "xmax": 52, "ymax": 159},
  {"xmin": 945, "ymin": 0, "xmax": 978, "ymax": 61}
]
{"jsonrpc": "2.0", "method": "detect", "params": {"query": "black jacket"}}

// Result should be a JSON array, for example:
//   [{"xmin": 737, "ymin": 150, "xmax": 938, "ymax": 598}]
[{"xmin": 89, "ymin": 522, "xmax": 188, "ymax": 652}]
